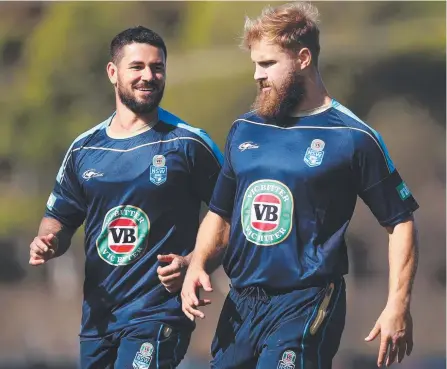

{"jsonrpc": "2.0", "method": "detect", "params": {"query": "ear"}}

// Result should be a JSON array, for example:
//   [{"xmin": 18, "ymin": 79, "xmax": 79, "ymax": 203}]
[
  {"xmin": 297, "ymin": 47, "xmax": 312, "ymax": 70},
  {"xmin": 107, "ymin": 62, "xmax": 118, "ymax": 85}
]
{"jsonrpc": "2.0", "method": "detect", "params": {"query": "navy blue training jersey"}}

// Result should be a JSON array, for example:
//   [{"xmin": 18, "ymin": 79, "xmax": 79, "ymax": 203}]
[
  {"xmin": 209, "ymin": 99, "xmax": 419, "ymax": 290},
  {"xmin": 45, "ymin": 107, "xmax": 222, "ymax": 338}
]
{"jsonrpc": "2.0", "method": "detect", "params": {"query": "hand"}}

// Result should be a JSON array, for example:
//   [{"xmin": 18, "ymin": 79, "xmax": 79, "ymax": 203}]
[
  {"xmin": 365, "ymin": 305, "xmax": 413, "ymax": 367},
  {"xmin": 29, "ymin": 234, "xmax": 58, "ymax": 266},
  {"xmin": 181, "ymin": 266, "xmax": 212, "ymax": 321},
  {"xmin": 157, "ymin": 254, "xmax": 188, "ymax": 293}
]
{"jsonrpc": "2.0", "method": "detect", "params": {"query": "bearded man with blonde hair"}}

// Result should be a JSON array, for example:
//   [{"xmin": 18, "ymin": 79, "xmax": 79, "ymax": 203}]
[{"xmin": 182, "ymin": 3, "xmax": 419, "ymax": 369}]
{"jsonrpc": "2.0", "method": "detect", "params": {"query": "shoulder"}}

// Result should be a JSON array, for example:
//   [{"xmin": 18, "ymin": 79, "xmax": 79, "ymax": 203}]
[
  {"xmin": 331, "ymin": 100, "xmax": 395, "ymax": 171},
  {"xmin": 158, "ymin": 107, "xmax": 223, "ymax": 164},
  {"xmin": 223, "ymin": 110, "xmax": 264, "ymax": 141},
  {"xmin": 55, "ymin": 115, "xmax": 111, "ymax": 183},
  {"xmin": 233, "ymin": 110, "xmax": 264, "ymax": 126},
  {"xmin": 330, "ymin": 99, "xmax": 384, "ymax": 143},
  {"xmin": 69, "ymin": 115, "xmax": 111, "ymax": 150}
]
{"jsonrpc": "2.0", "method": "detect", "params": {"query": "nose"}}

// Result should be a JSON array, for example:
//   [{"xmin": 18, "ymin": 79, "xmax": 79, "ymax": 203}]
[
  {"xmin": 141, "ymin": 66, "xmax": 154, "ymax": 81},
  {"xmin": 254, "ymin": 64, "xmax": 267, "ymax": 81}
]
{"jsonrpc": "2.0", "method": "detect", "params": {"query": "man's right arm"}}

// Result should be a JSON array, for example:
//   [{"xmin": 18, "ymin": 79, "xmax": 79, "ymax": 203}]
[
  {"xmin": 29, "ymin": 217, "xmax": 77, "ymax": 265},
  {"xmin": 181, "ymin": 122, "xmax": 238, "ymax": 321},
  {"xmin": 189, "ymin": 211, "xmax": 230, "ymax": 273},
  {"xmin": 30, "ymin": 140, "xmax": 87, "ymax": 266},
  {"xmin": 181, "ymin": 210, "xmax": 230, "ymax": 321}
]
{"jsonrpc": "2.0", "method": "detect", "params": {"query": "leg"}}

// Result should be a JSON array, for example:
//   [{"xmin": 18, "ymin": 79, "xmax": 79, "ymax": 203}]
[
  {"xmin": 80, "ymin": 336, "xmax": 117, "ymax": 369},
  {"xmin": 115, "ymin": 321, "xmax": 191, "ymax": 369},
  {"xmin": 257, "ymin": 280, "xmax": 346, "ymax": 369},
  {"xmin": 210, "ymin": 289, "xmax": 257, "ymax": 369}
]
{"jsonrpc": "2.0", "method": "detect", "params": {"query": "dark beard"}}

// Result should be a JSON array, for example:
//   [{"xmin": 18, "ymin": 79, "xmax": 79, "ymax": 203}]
[
  {"xmin": 252, "ymin": 72, "xmax": 305, "ymax": 124},
  {"xmin": 117, "ymin": 82, "xmax": 164, "ymax": 115}
]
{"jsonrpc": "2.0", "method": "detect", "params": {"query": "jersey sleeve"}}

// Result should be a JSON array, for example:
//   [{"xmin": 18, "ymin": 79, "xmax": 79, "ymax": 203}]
[
  {"xmin": 208, "ymin": 123, "xmax": 238, "ymax": 219},
  {"xmin": 352, "ymin": 129, "xmax": 419, "ymax": 227},
  {"xmin": 187, "ymin": 130, "xmax": 223, "ymax": 205},
  {"xmin": 44, "ymin": 146, "xmax": 87, "ymax": 230}
]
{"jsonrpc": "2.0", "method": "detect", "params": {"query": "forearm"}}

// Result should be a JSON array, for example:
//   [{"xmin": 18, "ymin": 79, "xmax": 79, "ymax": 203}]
[
  {"xmin": 386, "ymin": 218, "xmax": 418, "ymax": 310},
  {"xmin": 38, "ymin": 217, "xmax": 75, "ymax": 257},
  {"xmin": 190, "ymin": 211, "xmax": 230, "ymax": 274}
]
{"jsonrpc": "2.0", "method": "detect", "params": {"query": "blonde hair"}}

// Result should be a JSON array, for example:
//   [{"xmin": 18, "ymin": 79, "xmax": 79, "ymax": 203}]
[{"xmin": 242, "ymin": 2, "xmax": 321, "ymax": 65}]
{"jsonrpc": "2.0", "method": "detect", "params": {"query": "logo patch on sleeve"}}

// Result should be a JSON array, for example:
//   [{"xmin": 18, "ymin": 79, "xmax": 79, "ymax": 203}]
[
  {"xmin": 96, "ymin": 205, "xmax": 150, "ymax": 266},
  {"xmin": 241, "ymin": 180, "xmax": 293, "ymax": 246},
  {"xmin": 396, "ymin": 182, "xmax": 411, "ymax": 200}
]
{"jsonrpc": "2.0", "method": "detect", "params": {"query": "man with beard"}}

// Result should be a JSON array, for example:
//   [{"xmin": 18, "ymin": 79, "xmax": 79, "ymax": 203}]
[
  {"xmin": 181, "ymin": 3, "xmax": 419, "ymax": 369},
  {"xmin": 28, "ymin": 26, "xmax": 222, "ymax": 369}
]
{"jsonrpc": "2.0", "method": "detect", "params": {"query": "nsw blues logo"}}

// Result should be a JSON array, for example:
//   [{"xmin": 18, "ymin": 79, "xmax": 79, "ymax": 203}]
[
  {"xmin": 277, "ymin": 350, "xmax": 296, "ymax": 369},
  {"xmin": 304, "ymin": 139, "xmax": 325, "ymax": 167},
  {"xmin": 150, "ymin": 155, "xmax": 167, "ymax": 186},
  {"xmin": 132, "ymin": 342, "xmax": 154, "ymax": 369}
]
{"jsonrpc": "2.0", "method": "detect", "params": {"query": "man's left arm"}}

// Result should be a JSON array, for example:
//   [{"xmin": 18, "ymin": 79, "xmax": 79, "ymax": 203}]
[
  {"xmin": 365, "ymin": 217, "xmax": 418, "ymax": 367},
  {"xmin": 352, "ymin": 128, "xmax": 419, "ymax": 367}
]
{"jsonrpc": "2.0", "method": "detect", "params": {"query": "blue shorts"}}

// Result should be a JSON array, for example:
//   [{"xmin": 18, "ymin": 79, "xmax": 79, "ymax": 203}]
[
  {"xmin": 80, "ymin": 321, "xmax": 191, "ymax": 369},
  {"xmin": 211, "ymin": 277, "xmax": 346, "ymax": 369}
]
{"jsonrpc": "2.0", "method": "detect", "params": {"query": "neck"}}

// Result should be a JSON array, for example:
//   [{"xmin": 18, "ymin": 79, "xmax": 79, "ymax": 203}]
[
  {"xmin": 108, "ymin": 100, "xmax": 159, "ymax": 138},
  {"xmin": 291, "ymin": 69, "xmax": 332, "ymax": 115}
]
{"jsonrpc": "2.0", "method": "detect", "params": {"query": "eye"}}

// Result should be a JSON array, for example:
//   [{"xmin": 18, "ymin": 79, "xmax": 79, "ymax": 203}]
[{"xmin": 259, "ymin": 61, "xmax": 275, "ymax": 68}]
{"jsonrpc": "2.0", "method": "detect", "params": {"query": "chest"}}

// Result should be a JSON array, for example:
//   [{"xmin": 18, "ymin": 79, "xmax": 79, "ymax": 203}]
[
  {"xmin": 230, "ymin": 125, "xmax": 353, "ymax": 188},
  {"xmin": 75, "ymin": 142, "xmax": 188, "ymax": 201}
]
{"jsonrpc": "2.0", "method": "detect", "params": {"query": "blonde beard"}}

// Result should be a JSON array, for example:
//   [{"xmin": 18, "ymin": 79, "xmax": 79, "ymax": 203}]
[{"xmin": 252, "ymin": 73, "xmax": 305, "ymax": 121}]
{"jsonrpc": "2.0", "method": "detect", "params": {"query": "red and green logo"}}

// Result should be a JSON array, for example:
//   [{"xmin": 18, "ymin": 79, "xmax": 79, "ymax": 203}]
[
  {"xmin": 96, "ymin": 205, "xmax": 150, "ymax": 266},
  {"xmin": 241, "ymin": 180, "xmax": 294, "ymax": 246}
]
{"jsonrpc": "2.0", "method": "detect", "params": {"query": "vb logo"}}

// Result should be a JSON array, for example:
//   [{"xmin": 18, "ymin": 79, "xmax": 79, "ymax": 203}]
[
  {"xmin": 251, "ymin": 194, "xmax": 281, "ymax": 232},
  {"xmin": 241, "ymin": 180, "xmax": 294, "ymax": 246},
  {"xmin": 97, "ymin": 206, "xmax": 150, "ymax": 266},
  {"xmin": 108, "ymin": 218, "xmax": 138, "ymax": 253}
]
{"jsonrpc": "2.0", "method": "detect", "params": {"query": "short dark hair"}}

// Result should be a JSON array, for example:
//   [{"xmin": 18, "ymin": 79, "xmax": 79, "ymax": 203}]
[{"xmin": 110, "ymin": 26, "xmax": 167, "ymax": 64}]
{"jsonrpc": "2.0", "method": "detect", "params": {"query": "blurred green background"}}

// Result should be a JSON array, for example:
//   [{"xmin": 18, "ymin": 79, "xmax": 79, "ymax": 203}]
[{"xmin": 0, "ymin": 2, "xmax": 445, "ymax": 368}]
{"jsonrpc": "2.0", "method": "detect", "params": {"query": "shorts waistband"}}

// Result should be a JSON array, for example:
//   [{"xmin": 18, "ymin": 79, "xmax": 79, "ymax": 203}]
[{"xmin": 231, "ymin": 277, "xmax": 344, "ymax": 301}]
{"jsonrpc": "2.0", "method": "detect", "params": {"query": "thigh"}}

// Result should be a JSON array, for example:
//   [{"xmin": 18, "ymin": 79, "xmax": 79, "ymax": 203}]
[
  {"xmin": 258, "ymin": 280, "xmax": 346, "ymax": 369},
  {"xmin": 115, "ymin": 322, "xmax": 191, "ymax": 369},
  {"xmin": 210, "ymin": 290, "xmax": 257, "ymax": 369},
  {"xmin": 80, "ymin": 336, "xmax": 117, "ymax": 369}
]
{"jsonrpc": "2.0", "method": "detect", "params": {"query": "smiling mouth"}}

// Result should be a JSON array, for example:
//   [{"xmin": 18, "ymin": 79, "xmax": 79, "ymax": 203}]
[{"xmin": 135, "ymin": 87, "xmax": 156, "ymax": 92}]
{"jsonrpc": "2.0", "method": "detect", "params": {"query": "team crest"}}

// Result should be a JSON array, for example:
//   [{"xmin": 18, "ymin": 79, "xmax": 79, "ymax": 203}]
[
  {"xmin": 304, "ymin": 139, "xmax": 325, "ymax": 167},
  {"xmin": 150, "ymin": 155, "xmax": 167, "ymax": 186},
  {"xmin": 277, "ymin": 350, "xmax": 296, "ymax": 369},
  {"xmin": 132, "ymin": 342, "xmax": 154, "ymax": 369},
  {"xmin": 241, "ymin": 180, "xmax": 294, "ymax": 246},
  {"xmin": 96, "ymin": 205, "xmax": 150, "ymax": 266}
]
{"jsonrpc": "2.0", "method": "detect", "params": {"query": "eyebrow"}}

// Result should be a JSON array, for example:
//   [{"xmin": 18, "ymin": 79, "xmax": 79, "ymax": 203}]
[
  {"xmin": 253, "ymin": 59, "xmax": 275, "ymax": 64},
  {"xmin": 128, "ymin": 60, "xmax": 165, "ymax": 67}
]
